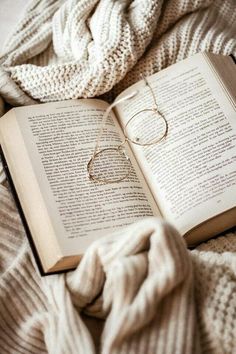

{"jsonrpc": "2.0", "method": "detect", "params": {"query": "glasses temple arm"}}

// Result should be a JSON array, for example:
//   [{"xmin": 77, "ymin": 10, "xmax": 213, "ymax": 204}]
[
  {"xmin": 140, "ymin": 74, "xmax": 158, "ymax": 108},
  {"xmin": 94, "ymin": 91, "xmax": 138, "ymax": 154}
]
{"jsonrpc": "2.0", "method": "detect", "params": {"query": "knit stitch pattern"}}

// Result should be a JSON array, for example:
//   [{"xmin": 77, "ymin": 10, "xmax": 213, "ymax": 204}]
[
  {"xmin": 0, "ymin": 0, "xmax": 236, "ymax": 353},
  {"xmin": 1, "ymin": 0, "xmax": 160, "ymax": 101},
  {"xmin": 0, "ymin": 185, "xmax": 200, "ymax": 354}
]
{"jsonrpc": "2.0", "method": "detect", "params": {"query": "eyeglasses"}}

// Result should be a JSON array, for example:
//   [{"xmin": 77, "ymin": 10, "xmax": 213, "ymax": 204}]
[{"xmin": 87, "ymin": 76, "xmax": 168, "ymax": 184}]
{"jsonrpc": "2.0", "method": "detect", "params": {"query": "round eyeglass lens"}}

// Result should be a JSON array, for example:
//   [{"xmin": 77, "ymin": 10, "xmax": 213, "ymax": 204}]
[
  {"xmin": 87, "ymin": 147, "xmax": 132, "ymax": 183},
  {"xmin": 124, "ymin": 109, "xmax": 167, "ymax": 146}
]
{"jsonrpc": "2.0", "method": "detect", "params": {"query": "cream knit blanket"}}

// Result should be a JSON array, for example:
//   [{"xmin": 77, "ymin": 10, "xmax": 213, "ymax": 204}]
[{"xmin": 0, "ymin": 0, "xmax": 236, "ymax": 353}]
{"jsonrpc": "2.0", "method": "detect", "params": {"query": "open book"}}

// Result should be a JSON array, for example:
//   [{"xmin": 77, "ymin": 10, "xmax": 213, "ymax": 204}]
[{"xmin": 0, "ymin": 52, "xmax": 236, "ymax": 275}]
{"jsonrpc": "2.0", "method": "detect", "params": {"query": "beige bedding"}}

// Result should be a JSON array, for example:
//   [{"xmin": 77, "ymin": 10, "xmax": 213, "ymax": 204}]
[
  {"xmin": 0, "ymin": 1, "xmax": 236, "ymax": 353},
  {"xmin": 0, "ymin": 0, "xmax": 30, "ymax": 52}
]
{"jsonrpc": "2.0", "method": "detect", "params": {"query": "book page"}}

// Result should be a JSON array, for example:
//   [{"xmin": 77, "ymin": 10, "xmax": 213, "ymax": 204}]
[
  {"xmin": 14, "ymin": 99, "xmax": 159, "ymax": 256},
  {"xmin": 115, "ymin": 53, "xmax": 236, "ymax": 236}
]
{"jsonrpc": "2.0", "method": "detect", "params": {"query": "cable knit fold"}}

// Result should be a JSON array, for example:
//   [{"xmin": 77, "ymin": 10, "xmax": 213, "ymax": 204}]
[{"xmin": 0, "ymin": 1, "xmax": 236, "ymax": 353}]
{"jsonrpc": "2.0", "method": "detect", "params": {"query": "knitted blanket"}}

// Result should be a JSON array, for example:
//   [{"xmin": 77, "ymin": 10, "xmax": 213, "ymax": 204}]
[{"xmin": 0, "ymin": 0, "xmax": 236, "ymax": 353}]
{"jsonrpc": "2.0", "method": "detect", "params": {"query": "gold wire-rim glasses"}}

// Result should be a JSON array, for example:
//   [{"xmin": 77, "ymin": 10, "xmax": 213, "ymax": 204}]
[
  {"xmin": 87, "ymin": 76, "xmax": 168, "ymax": 184},
  {"xmin": 87, "ymin": 146, "xmax": 133, "ymax": 184},
  {"xmin": 123, "ymin": 108, "xmax": 168, "ymax": 146}
]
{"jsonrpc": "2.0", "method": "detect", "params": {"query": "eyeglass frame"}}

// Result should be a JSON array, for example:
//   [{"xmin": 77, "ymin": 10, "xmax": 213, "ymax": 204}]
[{"xmin": 87, "ymin": 76, "xmax": 168, "ymax": 184}]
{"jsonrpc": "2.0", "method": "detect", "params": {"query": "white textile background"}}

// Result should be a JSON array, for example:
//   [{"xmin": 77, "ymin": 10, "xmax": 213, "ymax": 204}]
[{"xmin": 0, "ymin": 1, "xmax": 236, "ymax": 353}]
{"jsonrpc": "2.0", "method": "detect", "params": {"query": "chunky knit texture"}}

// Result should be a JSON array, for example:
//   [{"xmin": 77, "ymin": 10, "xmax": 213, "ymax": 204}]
[{"xmin": 0, "ymin": 0, "xmax": 236, "ymax": 353}]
